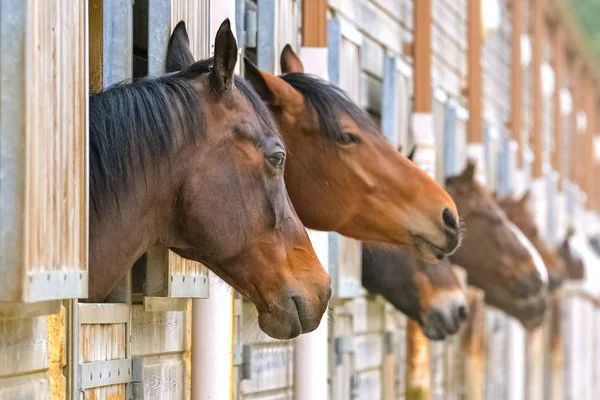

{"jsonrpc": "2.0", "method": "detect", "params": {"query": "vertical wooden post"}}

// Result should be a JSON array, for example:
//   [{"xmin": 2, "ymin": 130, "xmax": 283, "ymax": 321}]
[
  {"xmin": 467, "ymin": 0, "xmax": 482, "ymax": 144},
  {"xmin": 569, "ymin": 60, "xmax": 581, "ymax": 185},
  {"xmin": 406, "ymin": 320, "xmax": 430, "ymax": 400},
  {"xmin": 460, "ymin": 288, "xmax": 486, "ymax": 400},
  {"xmin": 413, "ymin": 0, "xmax": 432, "ymax": 113},
  {"xmin": 295, "ymin": 3, "xmax": 331, "ymax": 400},
  {"xmin": 406, "ymin": 2, "xmax": 432, "ymax": 399},
  {"xmin": 584, "ymin": 80, "xmax": 596, "ymax": 204},
  {"xmin": 552, "ymin": 27, "xmax": 565, "ymax": 189},
  {"xmin": 511, "ymin": 0, "xmax": 523, "ymax": 168},
  {"xmin": 302, "ymin": 0, "xmax": 327, "ymax": 47},
  {"xmin": 549, "ymin": 292, "xmax": 564, "ymax": 400},
  {"xmin": 531, "ymin": 0, "xmax": 545, "ymax": 178}
]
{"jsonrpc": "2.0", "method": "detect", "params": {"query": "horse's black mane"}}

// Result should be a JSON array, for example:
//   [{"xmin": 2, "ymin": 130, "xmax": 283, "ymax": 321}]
[
  {"xmin": 280, "ymin": 73, "xmax": 378, "ymax": 142},
  {"xmin": 89, "ymin": 58, "xmax": 273, "ymax": 216}
]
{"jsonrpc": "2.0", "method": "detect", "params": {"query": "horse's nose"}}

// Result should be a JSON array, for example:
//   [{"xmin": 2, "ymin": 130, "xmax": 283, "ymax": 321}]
[
  {"xmin": 457, "ymin": 304, "xmax": 469, "ymax": 321},
  {"xmin": 443, "ymin": 208, "xmax": 458, "ymax": 230}
]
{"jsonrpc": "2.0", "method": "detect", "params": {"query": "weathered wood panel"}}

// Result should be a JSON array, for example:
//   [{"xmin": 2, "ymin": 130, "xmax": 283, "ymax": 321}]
[
  {"xmin": 131, "ymin": 305, "xmax": 186, "ymax": 357},
  {"xmin": 1, "ymin": 0, "xmax": 88, "ymax": 303},
  {"xmin": 0, "ymin": 372, "xmax": 53, "ymax": 400},
  {"xmin": 141, "ymin": 355, "xmax": 185, "ymax": 400},
  {"xmin": 80, "ymin": 322, "xmax": 127, "ymax": 400},
  {"xmin": 0, "ymin": 316, "xmax": 50, "ymax": 377}
]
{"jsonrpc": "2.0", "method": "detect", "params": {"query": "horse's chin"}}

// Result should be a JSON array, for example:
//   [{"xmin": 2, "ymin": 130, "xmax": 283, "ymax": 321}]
[{"xmin": 412, "ymin": 236, "xmax": 445, "ymax": 264}]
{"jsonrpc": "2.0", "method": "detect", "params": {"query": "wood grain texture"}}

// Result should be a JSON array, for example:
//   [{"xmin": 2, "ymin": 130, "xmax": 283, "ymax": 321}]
[
  {"xmin": 0, "ymin": 315, "xmax": 49, "ymax": 377},
  {"xmin": 48, "ymin": 306, "xmax": 66, "ymax": 400},
  {"xmin": 413, "ymin": 0, "xmax": 432, "ymax": 113},
  {"xmin": 141, "ymin": 355, "xmax": 185, "ymax": 400},
  {"xmin": 25, "ymin": 0, "xmax": 87, "ymax": 277},
  {"xmin": 131, "ymin": 305, "xmax": 186, "ymax": 357},
  {"xmin": 405, "ymin": 320, "xmax": 430, "ymax": 400},
  {"xmin": 1, "ymin": 0, "xmax": 87, "ymax": 303},
  {"xmin": 89, "ymin": 0, "xmax": 103, "ymax": 92},
  {"xmin": 467, "ymin": 0, "xmax": 483, "ymax": 143},
  {"xmin": 302, "ymin": 0, "xmax": 327, "ymax": 47}
]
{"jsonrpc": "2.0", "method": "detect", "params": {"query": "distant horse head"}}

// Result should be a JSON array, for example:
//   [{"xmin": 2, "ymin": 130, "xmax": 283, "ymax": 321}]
[
  {"xmin": 497, "ymin": 192, "xmax": 567, "ymax": 291},
  {"xmin": 89, "ymin": 20, "xmax": 330, "ymax": 339},
  {"xmin": 362, "ymin": 244, "xmax": 468, "ymax": 340},
  {"xmin": 236, "ymin": 46, "xmax": 460, "ymax": 263},
  {"xmin": 445, "ymin": 161, "xmax": 546, "ymax": 328},
  {"xmin": 558, "ymin": 228, "xmax": 585, "ymax": 280}
]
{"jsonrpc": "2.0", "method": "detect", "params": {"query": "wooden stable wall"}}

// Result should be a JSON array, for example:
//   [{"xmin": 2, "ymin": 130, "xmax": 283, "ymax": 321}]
[{"xmin": 0, "ymin": 1, "xmax": 87, "ymax": 399}]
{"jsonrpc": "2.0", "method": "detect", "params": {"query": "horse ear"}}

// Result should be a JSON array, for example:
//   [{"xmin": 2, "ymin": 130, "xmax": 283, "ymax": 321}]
[
  {"xmin": 166, "ymin": 21, "xmax": 196, "ymax": 72},
  {"xmin": 407, "ymin": 146, "xmax": 417, "ymax": 162},
  {"xmin": 244, "ymin": 58, "xmax": 275, "ymax": 105},
  {"xmin": 280, "ymin": 44, "xmax": 305, "ymax": 73},
  {"xmin": 460, "ymin": 159, "xmax": 476, "ymax": 181},
  {"xmin": 210, "ymin": 19, "xmax": 238, "ymax": 97}
]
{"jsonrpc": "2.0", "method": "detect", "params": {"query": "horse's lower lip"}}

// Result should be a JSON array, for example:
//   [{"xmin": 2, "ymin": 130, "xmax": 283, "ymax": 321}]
[{"xmin": 414, "ymin": 235, "xmax": 446, "ymax": 258}]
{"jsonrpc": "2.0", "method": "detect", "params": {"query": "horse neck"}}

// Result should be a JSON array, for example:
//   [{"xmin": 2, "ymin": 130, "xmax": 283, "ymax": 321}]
[{"xmin": 88, "ymin": 155, "xmax": 175, "ymax": 302}]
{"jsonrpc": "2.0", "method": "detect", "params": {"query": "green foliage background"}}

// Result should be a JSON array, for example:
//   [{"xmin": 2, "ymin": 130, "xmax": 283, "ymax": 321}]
[{"xmin": 571, "ymin": 0, "xmax": 600, "ymax": 56}]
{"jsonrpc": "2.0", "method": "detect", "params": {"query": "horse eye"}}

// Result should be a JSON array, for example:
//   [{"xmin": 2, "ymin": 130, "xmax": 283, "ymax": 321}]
[
  {"xmin": 338, "ymin": 132, "xmax": 361, "ymax": 145},
  {"xmin": 268, "ymin": 152, "xmax": 285, "ymax": 167}
]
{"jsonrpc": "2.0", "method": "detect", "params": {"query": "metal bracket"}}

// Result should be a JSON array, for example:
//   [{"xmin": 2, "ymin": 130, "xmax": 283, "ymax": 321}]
[
  {"xmin": 333, "ymin": 335, "xmax": 354, "ymax": 366},
  {"xmin": 23, "ymin": 270, "xmax": 88, "ymax": 302},
  {"xmin": 168, "ymin": 274, "xmax": 209, "ymax": 298},
  {"xmin": 383, "ymin": 331, "xmax": 395, "ymax": 355},
  {"xmin": 79, "ymin": 358, "xmax": 144, "ymax": 398},
  {"xmin": 234, "ymin": 344, "xmax": 253, "ymax": 380}
]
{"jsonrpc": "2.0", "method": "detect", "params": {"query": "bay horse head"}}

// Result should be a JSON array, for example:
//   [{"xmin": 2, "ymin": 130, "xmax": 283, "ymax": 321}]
[
  {"xmin": 445, "ymin": 161, "xmax": 546, "ymax": 328},
  {"xmin": 558, "ymin": 228, "xmax": 585, "ymax": 280},
  {"xmin": 362, "ymin": 244, "xmax": 468, "ymax": 340},
  {"xmin": 88, "ymin": 20, "xmax": 330, "ymax": 339},
  {"xmin": 234, "ymin": 46, "xmax": 460, "ymax": 263},
  {"xmin": 497, "ymin": 192, "xmax": 567, "ymax": 291}
]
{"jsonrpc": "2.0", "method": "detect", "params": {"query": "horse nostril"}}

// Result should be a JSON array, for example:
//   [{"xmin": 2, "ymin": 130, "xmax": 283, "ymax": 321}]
[
  {"xmin": 457, "ymin": 305, "xmax": 468, "ymax": 320},
  {"xmin": 442, "ymin": 208, "xmax": 458, "ymax": 230}
]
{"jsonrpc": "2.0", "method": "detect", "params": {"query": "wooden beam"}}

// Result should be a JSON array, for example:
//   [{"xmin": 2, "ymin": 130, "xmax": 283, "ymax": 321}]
[
  {"xmin": 301, "ymin": 0, "xmax": 327, "ymax": 47},
  {"xmin": 568, "ymin": 60, "xmax": 580, "ymax": 184},
  {"xmin": 511, "ymin": 0, "xmax": 524, "ymax": 167},
  {"xmin": 406, "ymin": 320, "xmax": 430, "ymax": 400},
  {"xmin": 584, "ymin": 80, "xmax": 596, "ymax": 202},
  {"xmin": 552, "ymin": 27, "xmax": 565, "ymax": 190},
  {"xmin": 531, "ymin": 0, "xmax": 546, "ymax": 178},
  {"xmin": 467, "ymin": 0, "xmax": 482, "ymax": 143},
  {"xmin": 413, "ymin": 0, "xmax": 432, "ymax": 113},
  {"xmin": 460, "ymin": 287, "xmax": 486, "ymax": 400}
]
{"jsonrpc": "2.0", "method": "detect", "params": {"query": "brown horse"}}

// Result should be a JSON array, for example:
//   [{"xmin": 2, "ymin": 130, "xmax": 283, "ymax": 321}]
[
  {"xmin": 362, "ymin": 244, "xmax": 468, "ymax": 340},
  {"xmin": 497, "ymin": 192, "xmax": 567, "ymax": 291},
  {"xmin": 445, "ymin": 162, "xmax": 546, "ymax": 328},
  {"xmin": 88, "ymin": 20, "xmax": 330, "ymax": 339},
  {"xmin": 165, "ymin": 32, "xmax": 461, "ymax": 263},
  {"xmin": 558, "ymin": 228, "xmax": 585, "ymax": 280}
]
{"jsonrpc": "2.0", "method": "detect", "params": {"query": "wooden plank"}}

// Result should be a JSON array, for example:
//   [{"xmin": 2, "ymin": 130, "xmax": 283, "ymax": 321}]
[
  {"xmin": 552, "ymin": 25, "xmax": 565, "ymax": 187},
  {"xmin": 131, "ymin": 305, "xmax": 186, "ymax": 357},
  {"xmin": 1, "ymin": 0, "xmax": 88, "ymax": 303},
  {"xmin": 531, "ymin": 0, "xmax": 546, "ymax": 177},
  {"xmin": 584, "ymin": 79, "xmax": 596, "ymax": 201},
  {"xmin": 0, "ymin": 315, "xmax": 49, "ymax": 377},
  {"xmin": 80, "ymin": 322, "xmax": 127, "ymax": 400},
  {"xmin": 413, "ymin": 0, "xmax": 432, "ymax": 113},
  {"xmin": 48, "ymin": 305, "xmax": 67, "ymax": 400},
  {"xmin": 0, "ymin": 372, "xmax": 52, "ymax": 400},
  {"xmin": 467, "ymin": 0, "xmax": 483, "ymax": 143},
  {"xmin": 141, "ymin": 355, "xmax": 185, "ymax": 400},
  {"xmin": 89, "ymin": 0, "xmax": 104, "ymax": 92},
  {"xmin": 460, "ymin": 287, "xmax": 485, "ymax": 400},
  {"xmin": 0, "ymin": 300, "xmax": 61, "ymax": 320},
  {"xmin": 302, "ymin": 0, "xmax": 327, "ymax": 47},
  {"xmin": 405, "ymin": 320, "xmax": 430, "ymax": 400}
]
